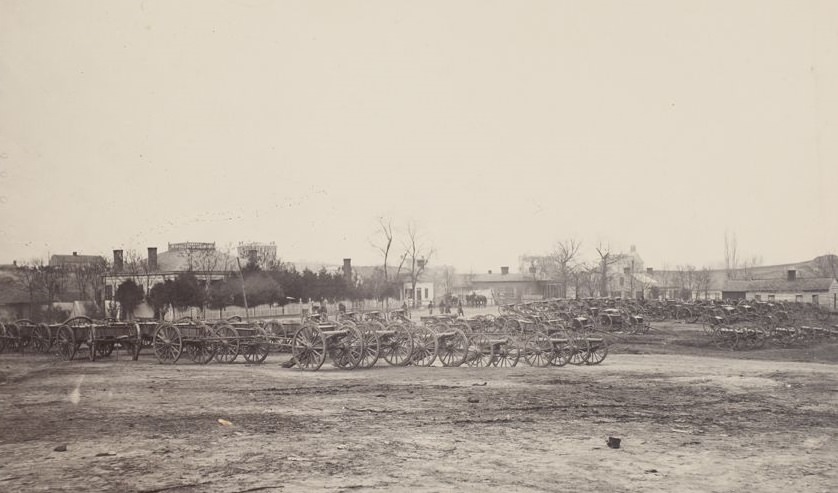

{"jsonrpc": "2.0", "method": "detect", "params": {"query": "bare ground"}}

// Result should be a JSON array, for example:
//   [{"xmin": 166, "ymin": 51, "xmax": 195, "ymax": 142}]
[{"xmin": 1, "ymin": 322, "xmax": 838, "ymax": 492}]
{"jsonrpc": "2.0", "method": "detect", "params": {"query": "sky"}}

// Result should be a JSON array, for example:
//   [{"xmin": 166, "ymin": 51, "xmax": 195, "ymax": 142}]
[{"xmin": 1, "ymin": 0, "xmax": 837, "ymax": 273}]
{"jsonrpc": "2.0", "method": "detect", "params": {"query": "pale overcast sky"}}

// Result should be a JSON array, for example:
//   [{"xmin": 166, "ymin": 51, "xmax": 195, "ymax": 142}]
[{"xmin": 1, "ymin": 0, "xmax": 836, "ymax": 272}]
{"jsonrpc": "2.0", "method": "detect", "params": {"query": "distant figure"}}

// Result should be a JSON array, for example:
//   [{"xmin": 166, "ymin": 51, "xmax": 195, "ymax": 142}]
[
  {"xmin": 338, "ymin": 302, "xmax": 346, "ymax": 314},
  {"xmin": 457, "ymin": 300, "xmax": 464, "ymax": 317},
  {"xmin": 402, "ymin": 301, "xmax": 411, "ymax": 319},
  {"xmin": 428, "ymin": 300, "xmax": 435, "ymax": 315}
]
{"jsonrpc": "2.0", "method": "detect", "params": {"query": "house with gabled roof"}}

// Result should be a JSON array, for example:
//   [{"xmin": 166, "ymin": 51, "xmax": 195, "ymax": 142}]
[{"xmin": 721, "ymin": 269, "xmax": 838, "ymax": 310}]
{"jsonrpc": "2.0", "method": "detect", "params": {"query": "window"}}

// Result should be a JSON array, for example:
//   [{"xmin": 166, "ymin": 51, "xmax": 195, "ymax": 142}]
[
  {"xmin": 768, "ymin": 295, "xmax": 775, "ymax": 302},
  {"xmin": 424, "ymin": 288, "xmax": 429, "ymax": 299},
  {"xmin": 416, "ymin": 288, "xmax": 422, "ymax": 301},
  {"xmin": 795, "ymin": 295, "xmax": 803, "ymax": 303},
  {"xmin": 812, "ymin": 294, "xmax": 819, "ymax": 305},
  {"xmin": 105, "ymin": 284, "xmax": 113, "ymax": 301},
  {"xmin": 754, "ymin": 294, "xmax": 761, "ymax": 301}
]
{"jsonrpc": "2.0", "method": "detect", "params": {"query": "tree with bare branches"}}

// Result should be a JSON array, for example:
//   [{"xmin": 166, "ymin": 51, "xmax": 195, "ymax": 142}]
[
  {"xmin": 595, "ymin": 244, "xmax": 625, "ymax": 297},
  {"xmin": 371, "ymin": 217, "xmax": 407, "ymax": 308},
  {"xmin": 550, "ymin": 238, "xmax": 582, "ymax": 298},
  {"xmin": 403, "ymin": 222, "xmax": 434, "ymax": 308},
  {"xmin": 724, "ymin": 231, "xmax": 739, "ymax": 279}
]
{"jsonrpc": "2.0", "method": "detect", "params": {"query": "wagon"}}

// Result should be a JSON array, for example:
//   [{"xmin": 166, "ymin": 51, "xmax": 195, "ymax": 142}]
[
  {"xmin": 290, "ymin": 321, "xmax": 366, "ymax": 371},
  {"xmin": 465, "ymin": 333, "xmax": 520, "ymax": 367}
]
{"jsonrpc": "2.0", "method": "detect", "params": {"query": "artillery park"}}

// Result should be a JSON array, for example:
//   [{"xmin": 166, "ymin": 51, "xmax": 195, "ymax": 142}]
[{"xmin": 1, "ymin": 307, "xmax": 837, "ymax": 493}]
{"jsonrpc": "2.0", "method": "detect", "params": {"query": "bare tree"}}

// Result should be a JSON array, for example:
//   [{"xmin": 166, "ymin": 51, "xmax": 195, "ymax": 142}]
[
  {"xmin": 371, "ymin": 217, "xmax": 407, "ymax": 308},
  {"xmin": 814, "ymin": 253, "xmax": 838, "ymax": 279},
  {"xmin": 695, "ymin": 267, "xmax": 712, "ymax": 300},
  {"xmin": 550, "ymin": 239, "xmax": 582, "ymax": 298},
  {"xmin": 403, "ymin": 222, "xmax": 434, "ymax": 308},
  {"xmin": 595, "ymin": 244, "xmax": 625, "ymax": 297},
  {"xmin": 676, "ymin": 264, "xmax": 697, "ymax": 300},
  {"xmin": 724, "ymin": 231, "xmax": 739, "ymax": 279},
  {"xmin": 17, "ymin": 260, "xmax": 46, "ymax": 313}
]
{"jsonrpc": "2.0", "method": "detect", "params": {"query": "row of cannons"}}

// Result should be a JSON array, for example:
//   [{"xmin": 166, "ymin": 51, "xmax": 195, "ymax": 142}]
[{"xmin": 0, "ymin": 308, "xmax": 610, "ymax": 370}]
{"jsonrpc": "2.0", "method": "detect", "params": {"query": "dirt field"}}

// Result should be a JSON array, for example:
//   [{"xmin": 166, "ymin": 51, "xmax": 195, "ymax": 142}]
[{"xmin": 1, "ymin": 322, "xmax": 838, "ymax": 492}]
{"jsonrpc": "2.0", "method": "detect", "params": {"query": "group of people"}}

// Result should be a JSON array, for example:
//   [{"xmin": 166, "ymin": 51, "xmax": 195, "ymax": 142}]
[{"xmin": 428, "ymin": 298, "xmax": 464, "ymax": 317}]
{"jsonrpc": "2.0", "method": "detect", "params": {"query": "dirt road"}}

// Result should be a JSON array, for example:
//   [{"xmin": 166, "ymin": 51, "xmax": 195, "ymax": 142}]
[{"xmin": 1, "ymin": 327, "xmax": 837, "ymax": 492}]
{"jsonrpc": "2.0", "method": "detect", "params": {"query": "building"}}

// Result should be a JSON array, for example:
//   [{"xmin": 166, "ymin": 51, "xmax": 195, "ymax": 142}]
[
  {"xmin": 722, "ymin": 269, "xmax": 838, "ymax": 310},
  {"xmin": 103, "ymin": 244, "xmax": 237, "ymax": 319},
  {"xmin": 237, "ymin": 242, "xmax": 278, "ymax": 269},
  {"xmin": 49, "ymin": 252, "xmax": 105, "ymax": 268}
]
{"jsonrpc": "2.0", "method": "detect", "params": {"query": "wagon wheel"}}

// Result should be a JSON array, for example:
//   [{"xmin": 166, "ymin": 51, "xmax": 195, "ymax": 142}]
[
  {"xmin": 53, "ymin": 325, "xmax": 77, "ymax": 361},
  {"xmin": 381, "ymin": 323, "xmax": 414, "ymax": 366},
  {"xmin": 63, "ymin": 316, "xmax": 94, "ymax": 327},
  {"xmin": 291, "ymin": 323, "xmax": 327, "ymax": 371},
  {"xmin": 96, "ymin": 341, "xmax": 115, "ymax": 358},
  {"xmin": 598, "ymin": 314, "xmax": 612, "ymax": 331},
  {"xmin": 466, "ymin": 334, "xmax": 493, "ymax": 367},
  {"xmin": 242, "ymin": 327, "xmax": 271, "ymax": 364},
  {"xmin": 15, "ymin": 319, "xmax": 36, "ymax": 349},
  {"xmin": 153, "ymin": 323, "xmax": 183, "ymax": 364},
  {"xmin": 356, "ymin": 325, "xmax": 381, "ymax": 369},
  {"xmin": 410, "ymin": 325, "xmax": 438, "ymax": 367},
  {"xmin": 436, "ymin": 327, "xmax": 468, "ymax": 367},
  {"xmin": 4, "ymin": 322, "xmax": 21, "ymax": 353},
  {"xmin": 492, "ymin": 338, "xmax": 520, "ymax": 368},
  {"xmin": 213, "ymin": 323, "xmax": 240, "ymax": 364},
  {"xmin": 31, "ymin": 323, "xmax": 52, "ymax": 353},
  {"xmin": 567, "ymin": 336, "xmax": 590, "ymax": 365},
  {"xmin": 522, "ymin": 332, "xmax": 552, "ymax": 367},
  {"xmin": 329, "ymin": 325, "xmax": 365, "ymax": 370},
  {"xmin": 585, "ymin": 338, "xmax": 609, "ymax": 365},
  {"xmin": 183, "ymin": 323, "xmax": 215, "ymax": 364},
  {"xmin": 549, "ymin": 333, "xmax": 573, "ymax": 367}
]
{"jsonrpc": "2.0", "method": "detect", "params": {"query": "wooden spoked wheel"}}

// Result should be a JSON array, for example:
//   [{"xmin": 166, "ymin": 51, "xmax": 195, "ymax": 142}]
[
  {"xmin": 410, "ymin": 325, "xmax": 438, "ymax": 367},
  {"xmin": 586, "ymin": 339, "xmax": 608, "ymax": 365},
  {"xmin": 292, "ymin": 324, "xmax": 327, "ymax": 371},
  {"xmin": 329, "ymin": 325, "xmax": 365, "ymax": 369},
  {"xmin": 31, "ymin": 323, "xmax": 52, "ymax": 353},
  {"xmin": 153, "ymin": 323, "xmax": 183, "ymax": 364},
  {"xmin": 492, "ymin": 339, "xmax": 520, "ymax": 368},
  {"xmin": 437, "ymin": 327, "xmax": 468, "ymax": 367},
  {"xmin": 53, "ymin": 325, "xmax": 76, "ymax": 361},
  {"xmin": 466, "ymin": 334, "xmax": 493, "ymax": 367},
  {"xmin": 357, "ymin": 325, "xmax": 381, "ymax": 369},
  {"xmin": 213, "ymin": 324, "xmax": 240, "ymax": 364},
  {"xmin": 242, "ymin": 327, "xmax": 271, "ymax": 364},
  {"xmin": 4, "ymin": 322, "xmax": 21, "ymax": 353},
  {"xmin": 550, "ymin": 340, "xmax": 572, "ymax": 367},
  {"xmin": 185, "ymin": 324, "xmax": 216, "ymax": 364},
  {"xmin": 523, "ymin": 332, "xmax": 553, "ymax": 367},
  {"xmin": 381, "ymin": 323, "xmax": 413, "ymax": 366},
  {"xmin": 568, "ymin": 337, "xmax": 590, "ymax": 365}
]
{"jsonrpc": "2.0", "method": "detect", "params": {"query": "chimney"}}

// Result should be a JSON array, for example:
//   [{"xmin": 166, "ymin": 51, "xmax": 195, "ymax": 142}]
[
  {"xmin": 113, "ymin": 249, "xmax": 124, "ymax": 273},
  {"xmin": 148, "ymin": 247, "xmax": 158, "ymax": 271},
  {"xmin": 488, "ymin": 270, "xmax": 493, "ymax": 275},
  {"xmin": 501, "ymin": 266, "xmax": 509, "ymax": 275},
  {"xmin": 343, "ymin": 258, "xmax": 352, "ymax": 280},
  {"xmin": 787, "ymin": 269, "xmax": 796, "ymax": 281},
  {"xmin": 647, "ymin": 267, "xmax": 653, "ymax": 274},
  {"xmin": 72, "ymin": 252, "xmax": 78, "ymax": 256}
]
